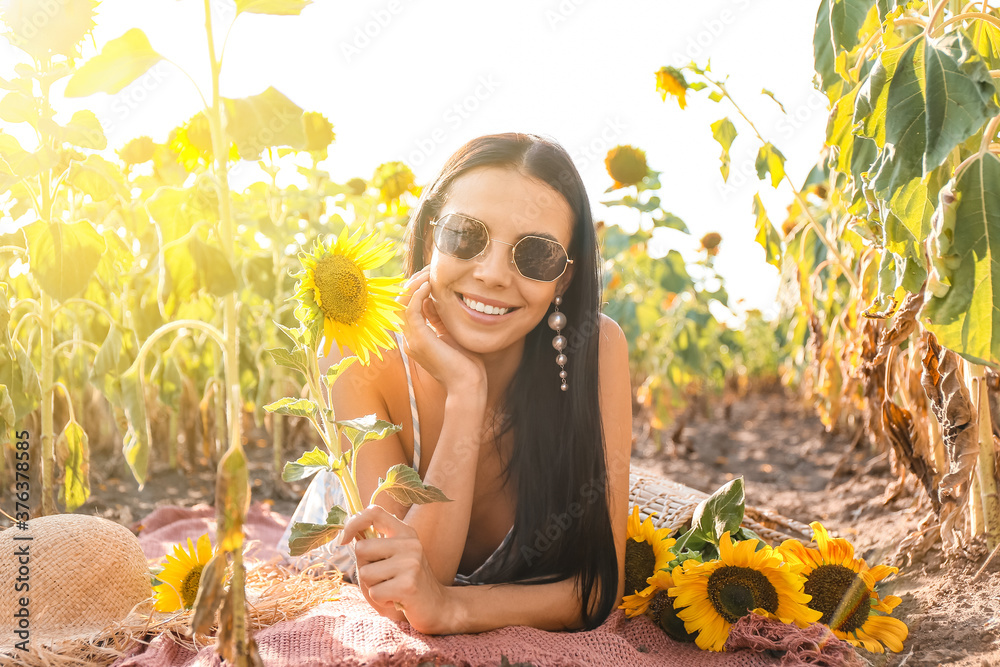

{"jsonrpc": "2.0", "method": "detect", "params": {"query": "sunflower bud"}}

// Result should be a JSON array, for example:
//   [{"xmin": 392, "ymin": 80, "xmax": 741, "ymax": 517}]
[
  {"xmin": 346, "ymin": 177, "xmax": 367, "ymax": 196},
  {"xmin": 303, "ymin": 112, "xmax": 335, "ymax": 153},
  {"xmin": 118, "ymin": 136, "xmax": 156, "ymax": 165},
  {"xmin": 605, "ymin": 145, "xmax": 648, "ymax": 189},
  {"xmin": 700, "ymin": 232, "xmax": 722, "ymax": 255}
]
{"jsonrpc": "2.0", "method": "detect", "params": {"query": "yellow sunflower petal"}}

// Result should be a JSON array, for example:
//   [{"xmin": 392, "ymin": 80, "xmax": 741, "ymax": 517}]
[{"xmin": 863, "ymin": 615, "xmax": 908, "ymax": 652}]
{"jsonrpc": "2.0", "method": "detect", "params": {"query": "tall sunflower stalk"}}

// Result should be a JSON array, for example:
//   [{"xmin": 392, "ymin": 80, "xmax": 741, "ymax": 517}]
[{"xmin": 267, "ymin": 229, "xmax": 450, "ymax": 556}]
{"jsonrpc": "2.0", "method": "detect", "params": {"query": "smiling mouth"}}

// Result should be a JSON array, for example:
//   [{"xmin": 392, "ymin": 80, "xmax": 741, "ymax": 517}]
[{"xmin": 460, "ymin": 294, "xmax": 516, "ymax": 316}]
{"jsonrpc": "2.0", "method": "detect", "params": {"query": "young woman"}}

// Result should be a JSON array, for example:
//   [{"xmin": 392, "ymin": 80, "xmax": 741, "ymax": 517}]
[{"xmin": 320, "ymin": 133, "xmax": 631, "ymax": 635}]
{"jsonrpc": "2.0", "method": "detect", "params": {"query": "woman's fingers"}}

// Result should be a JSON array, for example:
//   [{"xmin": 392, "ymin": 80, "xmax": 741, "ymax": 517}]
[
  {"xmin": 398, "ymin": 267, "xmax": 430, "ymax": 307},
  {"xmin": 339, "ymin": 504, "xmax": 413, "ymax": 545}
]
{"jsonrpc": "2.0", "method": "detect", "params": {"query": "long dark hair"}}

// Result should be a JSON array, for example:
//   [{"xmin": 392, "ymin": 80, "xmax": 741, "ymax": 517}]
[{"xmin": 403, "ymin": 133, "xmax": 618, "ymax": 629}]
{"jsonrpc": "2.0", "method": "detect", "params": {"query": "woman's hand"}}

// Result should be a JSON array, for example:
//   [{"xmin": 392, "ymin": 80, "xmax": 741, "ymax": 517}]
[
  {"xmin": 340, "ymin": 505, "xmax": 459, "ymax": 635},
  {"xmin": 399, "ymin": 267, "xmax": 486, "ymax": 396}
]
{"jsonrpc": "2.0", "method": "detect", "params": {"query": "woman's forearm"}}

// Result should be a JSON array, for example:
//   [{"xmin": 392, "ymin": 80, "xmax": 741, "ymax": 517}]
[
  {"xmin": 402, "ymin": 389, "xmax": 487, "ymax": 584},
  {"xmin": 439, "ymin": 577, "xmax": 585, "ymax": 635}
]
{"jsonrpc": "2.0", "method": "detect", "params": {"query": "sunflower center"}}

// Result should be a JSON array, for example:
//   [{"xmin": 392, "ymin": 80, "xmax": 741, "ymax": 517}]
[
  {"xmin": 624, "ymin": 539, "xmax": 656, "ymax": 595},
  {"xmin": 650, "ymin": 591, "xmax": 697, "ymax": 643},
  {"xmin": 804, "ymin": 564, "xmax": 871, "ymax": 632},
  {"xmin": 707, "ymin": 565, "xmax": 779, "ymax": 623},
  {"xmin": 313, "ymin": 254, "xmax": 368, "ymax": 325},
  {"xmin": 180, "ymin": 564, "xmax": 205, "ymax": 609}
]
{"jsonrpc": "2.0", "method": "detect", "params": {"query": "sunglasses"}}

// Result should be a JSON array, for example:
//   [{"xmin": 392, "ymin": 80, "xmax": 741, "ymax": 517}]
[{"xmin": 428, "ymin": 213, "xmax": 573, "ymax": 282}]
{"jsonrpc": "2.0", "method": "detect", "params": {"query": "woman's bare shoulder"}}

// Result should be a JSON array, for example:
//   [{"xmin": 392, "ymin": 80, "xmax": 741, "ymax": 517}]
[
  {"xmin": 327, "ymin": 343, "xmax": 408, "ymax": 408},
  {"xmin": 598, "ymin": 313, "xmax": 627, "ymax": 350}
]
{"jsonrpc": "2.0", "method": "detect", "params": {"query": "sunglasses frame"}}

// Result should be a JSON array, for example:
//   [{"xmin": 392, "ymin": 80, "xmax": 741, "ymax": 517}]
[{"xmin": 428, "ymin": 213, "xmax": 574, "ymax": 283}]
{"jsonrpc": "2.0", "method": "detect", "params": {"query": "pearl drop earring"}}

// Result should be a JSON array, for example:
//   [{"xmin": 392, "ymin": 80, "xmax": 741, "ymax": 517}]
[{"xmin": 548, "ymin": 296, "xmax": 568, "ymax": 392}]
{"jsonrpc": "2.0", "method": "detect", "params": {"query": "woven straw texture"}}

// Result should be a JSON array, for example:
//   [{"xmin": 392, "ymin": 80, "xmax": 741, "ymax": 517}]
[
  {"xmin": 628, "ymin": 467, "xmax": 811, "ymax": 544},
  {"xmin": 0, "ymin": 514, "xmax": 151, "ymax": 646}
]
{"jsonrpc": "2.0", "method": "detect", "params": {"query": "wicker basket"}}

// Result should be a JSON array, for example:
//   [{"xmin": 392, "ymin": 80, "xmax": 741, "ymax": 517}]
[
  {"xmin": 628, "ymin": 467, "xmax": 811, "ymax": 544},
  {"xmin": 0, "ymin": 514, "xmax": 152, "ymax": 647}
]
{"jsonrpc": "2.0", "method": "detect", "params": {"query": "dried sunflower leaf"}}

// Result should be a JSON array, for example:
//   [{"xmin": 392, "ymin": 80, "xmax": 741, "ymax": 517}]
[
  {"xmin": 881, "ymin": 398, "xmax": 940, "ymax": 512},
  {"xmin": 871, "ymin": 288, "xmax": 925, "ymax": 366},
  {"xmin": 190, "ymin": 551, "xmax": 228, "ymax": 636},
  {"xmin": 920, "ymin": 332, "xmax": 977, "ymax": 500}
]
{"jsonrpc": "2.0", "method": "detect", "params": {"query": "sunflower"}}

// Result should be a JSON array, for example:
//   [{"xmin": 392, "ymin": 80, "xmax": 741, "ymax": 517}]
[
  {"xmin": 294, "ymin": 227, "xmax": 404, "ymax": 363},
  {"xmin": 778, "ymin": 522, "xmax": 908, "ymax": 653},
  {"xmin": 372, "ymin": 161, "xmax": 418, "ymax": 204},
  {"xmin": 1, "ymin": 0, "xmax": 97, "ymax": 60},
  {"xmin": 655, "ymin": 66, "xmax": 689, "ymax": 109},
  {"xmin": 153, "ymin": 534, "xmax": 212, "ymax": 612},
  {"xmin": 604, "ymin": 145, "xmax": 648, "ymax": 189},
  {"xmin": 623, "ymin": 506, "xmax": 676, "ymax": 598},
  {"xmin": 668, "ymin": 532, "xmax": 821, "ymax": 652}
]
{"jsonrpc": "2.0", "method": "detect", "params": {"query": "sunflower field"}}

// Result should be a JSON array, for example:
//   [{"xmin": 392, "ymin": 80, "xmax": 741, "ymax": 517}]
[{"xmin": 1, "ymin": 0, "xmax": 1000, "ymax": 663}]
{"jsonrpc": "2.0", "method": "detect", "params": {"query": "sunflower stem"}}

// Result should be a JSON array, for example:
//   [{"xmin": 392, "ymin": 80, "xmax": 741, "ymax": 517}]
[
  {"xmin": 202, "ymin": 0, "xmax": 250, "ymax": 661},
  {"xmin": 33, "ymin": 59, "xmax": 57, "ymax": 517},
  {"xmin": 968, "ymin": 363, "xmax": 1000, "ymax": 549},
  {"xmin": 702, "ymin": 76, "xmax": 859, "ymax": 292},
  {"xmin": 334, "ymin": 466, "xmax": 378, "ymax": 540}
]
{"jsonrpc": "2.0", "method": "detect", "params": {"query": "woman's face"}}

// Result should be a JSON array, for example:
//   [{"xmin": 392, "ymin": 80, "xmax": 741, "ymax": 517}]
[{"xmin": 424, "ymin": 166, "xmax": 575, "ymax": 359}]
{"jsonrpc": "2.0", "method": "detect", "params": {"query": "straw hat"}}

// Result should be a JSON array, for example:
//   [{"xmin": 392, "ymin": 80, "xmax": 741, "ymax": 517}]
[{"xmin": 0, "ymin": 514, "xmax": 152, "ymax": 647}]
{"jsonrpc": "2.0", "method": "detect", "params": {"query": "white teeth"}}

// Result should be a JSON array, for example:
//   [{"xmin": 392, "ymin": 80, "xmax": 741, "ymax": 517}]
[{"xmin": 463, "ymin": 296, "xmax": 509, "ymax": 316}]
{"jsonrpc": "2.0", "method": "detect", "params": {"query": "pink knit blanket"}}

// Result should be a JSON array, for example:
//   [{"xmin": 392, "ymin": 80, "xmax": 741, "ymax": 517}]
[{"xmin": 116, "ymin": 504, "xmax": 862, "ymax": 667}]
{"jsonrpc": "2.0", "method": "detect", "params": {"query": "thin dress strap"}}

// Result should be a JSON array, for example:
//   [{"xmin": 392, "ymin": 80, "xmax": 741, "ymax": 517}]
[{"xmin": 395, "ymin": 333, "xmax": 421, "ymax": 471}]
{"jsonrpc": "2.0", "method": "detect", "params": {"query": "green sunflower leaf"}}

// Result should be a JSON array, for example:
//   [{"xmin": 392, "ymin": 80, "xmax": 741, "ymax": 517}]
[
  {"xmin": 710, "ymin": 117, "xmax": 737, "ymax": 182},
  {"xmin": 691, "ymin": 477, "xmax": 746, "ymax": 545},
  {"xmin": 923, "ymin": 154, "xmax": 1000, "ymax": 366},
  {"xmin": 651, "ymin": 210, "xmax": 689, "ymax": 233},
  {"xmin": 374, "ymin": 464, "xmax": 451, "ymax": 507},
  {"xmin": 236, "ymin": 0, "xmax": 312, "ymax": 15},
  {"xmin": 814, "ymin": 0, "xmax": 875, "ymax": 95},
  {"xmin": 325, "ymin": 355, "xmax": 358, "ymax": 386},
  {"xmin": 871, "ymin": 35, "xmax": 999, "ymax": 199},
  {"xmin": 22, "ymin": 220, "xmax": 106, "ymax": 302},
  {"xmin": 0, "ymin": 91, "xmax": 36, "ymax": 124},
  {"xmin": 752, "ymin": 194, "xmax": 782, "ymax": 268},
  {"xmin": 264, "ymin": 397, "xmax": 319, "ymax": 418},
  {"xmin": 161, "ymin": 238, "xmax": 238, "ymax": 315},
  {"xmin": 56, "ymin": 419, "xmax": 90, "ymax": 511},
  {"xmin": 64, "ymin": 28, "xmax": 164, "ymax": 97},
  {"xmin": 266, "ymin": 346, "xmax": 311, "ymax": 376},
  {"xmin": 67, "ymin": 154, "xmax": 130, "ymax": 202},
  {"xmin": 91, "ymin": 325, "xmax": 134, "ymax": 405},
  {"xmin": 0, "ymin": 385, "xmax": 15, "ymax": 433},
  {"xmin": 287, "ymin": 505, "xmax": 347, "ymax": 557},
  {"xmin": 336, "ymin": 414, "xmax": 401, "ymax": 449},
  {"xmin": 222, "ymin": 87, "xmax": 306, "ymax": 160},
  {"xmin": 0, "ymin": 344, "xmax": 39, "ymax": 422},
  {"xmin": 120, "ymin": 364, "xmax": 151, "ymax": 488},
  {"xmin": 755, "ymin": 143, "xmax": 786, "ymax": 188},
  {"xmin": 38, "ymin": 110, "xmax": 106, "ymax": 150},
  {"xmin": 281, "ymin": 446, "xmax": 332, "ymax": 482}
]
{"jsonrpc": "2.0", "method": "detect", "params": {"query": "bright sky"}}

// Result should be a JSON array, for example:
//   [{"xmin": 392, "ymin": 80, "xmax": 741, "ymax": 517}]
[{"xmin": 2, "ymin": 0, "xmax": 830, "ymax": 320}]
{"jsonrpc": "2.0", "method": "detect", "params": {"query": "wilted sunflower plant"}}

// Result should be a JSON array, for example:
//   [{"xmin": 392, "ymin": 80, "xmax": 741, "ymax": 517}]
[
  {"xmin": 619, "ymin": 479, "xmax": 908, "ymax": 654},
  {"xmin": 265, "ymin": 228, "xmax": 450, "ymax": 556}
]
